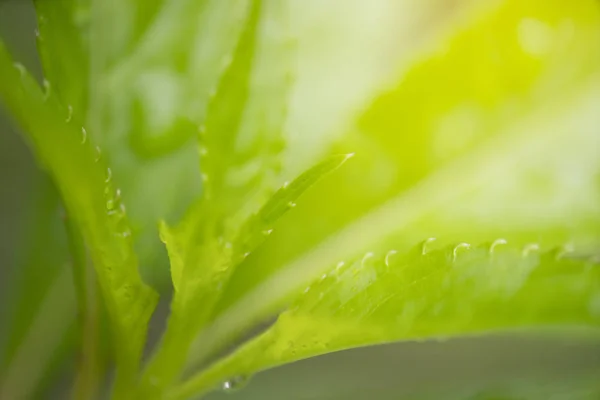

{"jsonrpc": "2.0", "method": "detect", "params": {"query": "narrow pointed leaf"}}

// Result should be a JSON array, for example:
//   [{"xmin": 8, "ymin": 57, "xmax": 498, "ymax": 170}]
[
  {"xmin": 232, "ymin": 153, "xmax": 354, "ymax": 263},
  {"xmin": 0, "ymin": 41, "xmax": 158, "ymax": 396}
]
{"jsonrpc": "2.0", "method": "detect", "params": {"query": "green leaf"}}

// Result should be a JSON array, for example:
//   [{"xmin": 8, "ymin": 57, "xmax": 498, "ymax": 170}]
[
  {"xmin": 1, "ymin": 178, "xmax": 69, "ymax": 374},
  {"xmin": 172, "ymin": 241, "xmax": 600, "ymax": 399},
  {"xmin": 0, "ymin": 265, "xmax": 77, "ymax": 400},
  {"xmin": 223, "ymin": 153, "xmax": 356, "ymax": 298},
  {"xmin": 0, "ymin": 178, "xmax": 77, "ymax": 399},
  {"xmin": 195, "ymin": 72, "xmax": 600, "ymax": 376},
  {"xmin": 0, "ymin": 41, "xmax": 157, "ymax": 397},
  {"xmin": 139, "ymin": 153, "xmax": 352, "ymax": 396},
  {"xmin": 86, "ymin": 0, "xmax": 254, "ymax": 286},
  {"xmin": 232, "ymin": 153, "xmax": 355, "ymax": 266},
  {"xmin": 195, "ymin": 0, "xmax": 600, "ymax": 362},
  {"xmin": 34, "ymin": 0, "xmax": 89, "ymax": 121},
  {"xmin": 137, "ymin": 1, "xmax": 299, "ymax": 394},
  {"xmin": 199, "ymin": 0, "xmax": 293, "ymax": 214}
]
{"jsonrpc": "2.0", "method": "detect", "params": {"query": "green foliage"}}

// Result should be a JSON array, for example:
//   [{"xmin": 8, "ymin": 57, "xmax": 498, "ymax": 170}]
[
  {"xmin": 173, "ymin": 241, "xmax": 600, "ymax": 399},
  {"xmin": 0, "ymin": 0, "xmax": 599, "ymax": 399},
  {"xmin": 0, "ymin": 39, "xmax": 157, "ymax": 396}
]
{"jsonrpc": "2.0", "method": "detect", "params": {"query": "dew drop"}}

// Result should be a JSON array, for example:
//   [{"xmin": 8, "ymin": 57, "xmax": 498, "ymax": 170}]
[
  {"xmin": 201, "ymin": 173, "xmax": 209, "ymax": 183},
  {"xmin": 262, "ymin": 229, "xmax": 273, "ymax": 236},
  {"xmin": 106, "ymin": 198, "xmax": 115, "ymax": 210},
  {"xmin": 13, "ymin": 62, "xmax": 26, "ymax": 77},
  {"xmin": 42, "ymin": 79, "xmax": 51, "ymax": 101},
  {"xmin": 344, "ymin": 152, "xmax": 355, "ymax": 161},
  {"xmin": 222, "ymin": 375, "xmax": 250, "ymax": 393},
  {"xmin": 81, "ymin": 127, "xmax": 87, "ymax": 144},
  {"xmin": 243, "ymin": 252, "xmax": 250, "ymax": 258},
  {"xmin": 489, "ymin": 238, "xmax": 507, "ymax": 254},
  {"xmin": 94, "ymin": 146, "xmax": 102, "ymax": 162},
  {"xmin": 199, "ymin": 146, "xmax": 208, "ymax": 156},
  {"xmin": 555, "ymin": 243, "xmax": 575, "ymax": 260},
  {"xmin": 115, "ymin": 229, "xmax": 131, "ymax": 238},
  {"xmin": 452, "ymin": 242, "xmax": 471, "ymax": 262},
  {"xmin": 385, "ymin": 250, "xmax": 398, "ymax": 267},
  {"xmin": 361, "ymin": 252, "xmax": 374, "ymax": 267},
  {"xmin": 282, "ymin": 181, "xmax": 290, "ymax": 189},
  {"xmin": 65, "ymin": 105, "xmax": 73, "ymax": 122},
  {"xmin": 104, "ymin": 168, "xmax": 112, "ymax": 183},
  {"xmin": 335, "ymin": 261, "xmax": 345, "ymax": 271},
  {"xmin": 421, "ymin": 237, "xmax": 436, "ymax": 255},
  {"xmin": 320, "ymin": 273, "xmax": 328, "ymax": 281},
  {"xmin": 287, "ymin": 201, "xmax": 296, "ymax": 208},
  {"xmin": 522, "ymin": 243, "xmax": 540, "ymax": 257}
]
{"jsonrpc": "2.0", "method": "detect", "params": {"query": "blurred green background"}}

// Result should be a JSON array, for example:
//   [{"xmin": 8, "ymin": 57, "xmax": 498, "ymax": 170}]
[{"xmin": 1, "ymin": 0, "xmax": 600, "ymax": 399}]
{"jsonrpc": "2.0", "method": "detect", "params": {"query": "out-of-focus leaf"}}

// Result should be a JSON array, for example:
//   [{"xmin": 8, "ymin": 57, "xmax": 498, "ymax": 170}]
[
  {"xmin": 199, "ymin": 0, "xmax": 294, "ymax": 218},
  {"xmin": 0, "ymin": 41, "xmax": 157, "ymax": 396},
  {"xmin": 0, "ymin": 264, "xmax": 77, "ymax": 400},
  {"xmin": 0, "ymin": 177, "xmax": 77, "ymax": 400},
  {"xmin": 173, "ymin": 242, "xmax": 600, "ymax": 399},
  {"xmin": 34, "ymin": 0, "xmax": 89, "ymax": 121}
]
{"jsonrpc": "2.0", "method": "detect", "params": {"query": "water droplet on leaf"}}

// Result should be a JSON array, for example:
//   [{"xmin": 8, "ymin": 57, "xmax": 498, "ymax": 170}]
[
  {"xmin": 489, "ymin": 238, "xmax": 507, "ymax": 254},
  {"xmin": 13, "ymin": 62, "xmax": 26, "ymax": 77},
  {"xmin": 361, "ymin": 252, "xmax": 375, "ymax": 267},
  {"xmin": 554, "ymin": 243, "xmax": 575, "ymax": 260},
  {"xmin": 222, "ymin": 375, "xmax": 249, "ymax": 393},
  {"xmin": 452, "ymin": 242, "xmax": 471, "ymax": 262},
  {"xmin": 385, "ymin": 250, "xmax": 398, "ymax": 267},
  {"xmin": 522, "ymin": 243, "xmax": 540, "ymax": 257},
  {"xmin": 421, "ymin": 237, "xmax": 436, "ymax": 255},
  {"xmin": 42, "ymin": 79, "xmax": 51, "ymax": 101},
  {"xmin": 66, "ymin": 105, "xmax": 73, "ymax": 122}
]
